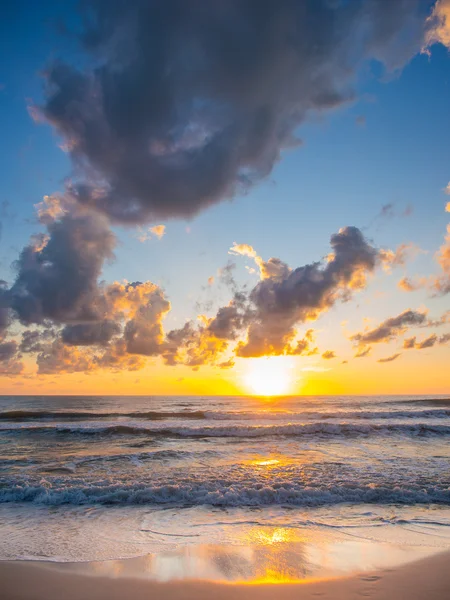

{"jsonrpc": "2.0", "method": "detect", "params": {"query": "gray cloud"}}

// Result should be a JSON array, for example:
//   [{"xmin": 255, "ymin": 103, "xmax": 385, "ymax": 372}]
[
  {"xmin": 62, "ymin": 320, "xmax": 121, "ymax": 346},
  {"xmin": 351, "ymin": 309, "xmax": 426, "ymax": 346},
  {"xmin": 378, "ymin": 352, "xmax": 401, "ymax": 363},
  {"xmin": 0, "ymin": 341, "xmax": 17, "ymax": 362},
  {"xmin": 415, "ymin": 334, "xmax": 437, "ymax": 349},
  {"xmin": 20, "ymin": 328, "xmax": 56, "ymax": 353},
  {"xmin": 37, "ymin": 0, "xmax": 429, "ymax": 224},
  {"xmin": 0, "ymin": 340, "xmax": 24, "ymax": 376},
  {"xmin": 8, "ymin": 209, "xmax": 115, "ymax": 325},
  {"xmin": 439, "ymin": 332, "xmax": 450, "ymax": 345},
  {"xmin": 237, "ymin": 226, "xmax": 379, "ymax": 357},
  {"xmin": 403, "ymin": 331, "xmax": 449, "ymax": 350}
]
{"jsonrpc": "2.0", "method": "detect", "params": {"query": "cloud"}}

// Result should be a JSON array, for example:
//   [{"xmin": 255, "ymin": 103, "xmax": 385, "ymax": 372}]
[
  {"xmin": 380, "ymin": 242, "xmax": 423, "ymax": 272},
  {"xmin": 398, "ymin": 276, "xmax": 423, "ymax": 292},
  {"xmin": 398, "ymin": 203, "xmax": 450, "ymax": 295},
  {"xmin": 62, "ymin": 320, "xmax": 121, "ymax": 346},
  {"xmin": 403, "ymin": 336, "xmax": 416, "ymax": 349},
  {"xmin": 439, "ymin": 332, "xmax": 450, "ymax": 344},
  {"xmin": 431, "ymin": 221, "xmax": 450, "ymax": 294},
  {"xmin": 160, "ymin": 227, "xmax": 379, "ymax": 365},
  {"xmin": 8, "ymin": 207, "xmax": 115, "ymax": 325},
  {"xmin": 234, "ymin": 226, "xmax": 380, "ymax": 357},
  {"xmin": 124, "ymin": 288, "xmax": 171, "ymax": 356},
  {"xmin": 229, "ymin": 242, "xmax": 290, "ymax": 281},
  {"xmin": 351, "ymin": 309, "xmax": 427, "ymax": 346},
  {"xmin": 378, "ymin": 353, "xmax": 401, "ymax": 363},
  {"xmin": 425, "ymin": 0, "xmax": 450, "ymax": 48},
  {"xmin": 415, "ymin": 334, "xmax": 437, "ymax": 349},
  {"xmin": 322, "ymin": 350, "xmax": 336, "ymax": 359},
  {"xmin": 403, "ymin": 330, "xmax": 449, "ymax": 350},
  {"xmin": 0, "ymin": 341, "xmax": 18, "ymax": 362},
  {"xmin": 137, "ymin": 224, "xmax": 166, "ymax": 242},
  {"xmin": 163, "ymin": 321, "xmax": 229, "ymax": 369},
  {"xmin": 34, "ymin": 0, "xmax": 433, "ymax": 224},
  {"xmin": 20, "ymin": 328, "xmax": 56, "ymax": 353},
  {"xmin": 355, "ymin": 346, "xmax": 372, "ymax": 358}
]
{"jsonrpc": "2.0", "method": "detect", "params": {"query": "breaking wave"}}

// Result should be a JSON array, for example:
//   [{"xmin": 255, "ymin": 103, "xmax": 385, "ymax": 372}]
[
  {"xmin": 2, "ymin": 421, "xmax": 450, "ymax": 438},
  {"xmin": 1, "ymin": 481, "xmax": 449, "ymax": 506}
]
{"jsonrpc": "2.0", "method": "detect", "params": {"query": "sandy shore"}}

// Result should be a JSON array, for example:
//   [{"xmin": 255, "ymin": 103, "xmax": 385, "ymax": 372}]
[{"xmin": 1, "ymin": 550, "xmax": 450, "ymax": 600}]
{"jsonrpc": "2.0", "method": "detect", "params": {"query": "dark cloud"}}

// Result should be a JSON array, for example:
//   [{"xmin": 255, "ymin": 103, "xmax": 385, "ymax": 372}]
[
  {"xmin": 0, "ymin": 340, "xmax": 24, "ymax": 376},
  {"xmin": 62, "ymin": 320, "xmax": 121, "ymax": 346},
  {"xmin": 207, "ymin": 292, "xmax": 250, "ymax": 340},
  {"xmin": 351, "ymin": 309, "xmax": 426, "ymax": 346},
  {"xmin": 37, "ymin": 0, "xmax": 429, "ymax": 224},
  {"xmin": 322, "ymin": 350, "xmax": 336, "ymax": 359},
  {"xmin": 403, "ymin": 331, "xmax": 449, "ymax": 350},
  {"xmin": 20, "ymin": 328, "xmax": 56, "ymax": 353},
  {"xmin": 0, "ymin": 341, "xmax": 17, "ymax": 362},
  {"xmin": 439, "ymin": 332, "xmax": 450, "ymax": 345},
  {"xmin": 237, "ymin": 226, "xmax": 379, "ymax": 357},
  {"xmin": 378, "ymin": 353, "xmax": 401, "ymax": 363},
  {"xmin": 8, "ymin": 208, "xmax": 115, "ymax": 325},
  {"xmin": 415, "ymin": 334, "xmax": 437, "ymax": 349}
]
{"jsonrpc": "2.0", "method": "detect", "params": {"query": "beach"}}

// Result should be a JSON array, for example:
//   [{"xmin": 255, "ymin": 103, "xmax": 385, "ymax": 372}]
[{"xmin": 2, "ymin": 550, "xmax": 450, "ymax": 600}]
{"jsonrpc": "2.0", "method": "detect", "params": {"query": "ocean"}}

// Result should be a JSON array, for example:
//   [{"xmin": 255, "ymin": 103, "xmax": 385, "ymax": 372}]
[{"xmin": 1, "ymin": 394, "xmax": 450, "ymax": 575}]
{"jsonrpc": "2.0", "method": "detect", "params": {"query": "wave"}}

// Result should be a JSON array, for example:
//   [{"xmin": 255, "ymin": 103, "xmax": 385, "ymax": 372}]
[
  {"xmin": 1, "ymin": 481, "xmax": 449, "ymax": 506},
  {"xmin": 0, "ymin": 409, "xmax": 207, "ymax": 421},
  {"xmin": 2, "ymin": 421, "xmax": 450, "ymax": 438},
  {"xmin": 1, "ymin": 408, "xmax": 449, "ymax": 422}
]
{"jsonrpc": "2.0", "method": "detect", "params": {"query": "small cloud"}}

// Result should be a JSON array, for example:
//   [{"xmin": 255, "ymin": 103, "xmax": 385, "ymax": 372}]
[
  {"xmin": 398, "ymin": 276, "xmax": 421, "ymax": 292},
  {"xmin": 378, "ymin": 353, "xmax": 401, "ymax": 363},
  {"xmin": 380, "ymin": 203, "xmax": 395, "ymax": 219},
  {"xmin": 403, "ymin": 204, "xmax": 414, "ymax": 217},
  {"xmin": 415, "ymin": 334, "xmax": 437, "ymax": 349},
  {"xmin": 341, "ymin": 360, "xmax": 348, "ymax": 364},
  {"xmin": 185, "ymin": 226, "xmax": 191, "ymax": 234},
  {"xmin": 355, "ymin": 115, "xmax": 366, "ymax": 127},
  {"xmin": 136, "ymin": 224, "xmax": 166, "ymax": 242},
  {"xmin": 322, "ymin": 350, "xmax": 336, "ymax": 359},
  {"xmin": 207, "ymin": 276, "xmax": 214, "ymax": 286},
  {"xmin": 150, "ymin": 224, "xmax": 166, "ymax": 239},
  {"xmin": 439, "ymin": 333, "xmax": 450, "ymax": 345},
  {"xmin": 217, "ymin": 358, "xmax": 235, "ymax": 369},
  {"xmin": 355, "ymin": 346, "xmax": 372, "ymax": 358},
  {"xmin": 403, "ymin": 336, "xmax": 416, "ymax": 349},
  {"xmin": 302, "ymin": 366, "xmax": 331, "ymax": 372},
  {"xmin": 444, "ymin": 183, "xmax": 450, "ymax": 195}
]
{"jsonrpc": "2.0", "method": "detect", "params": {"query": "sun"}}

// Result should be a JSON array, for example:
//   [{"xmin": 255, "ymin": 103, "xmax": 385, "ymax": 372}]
[{"xmin": 244, "ymin": 356, "xmax": 295, "ymax": 396}]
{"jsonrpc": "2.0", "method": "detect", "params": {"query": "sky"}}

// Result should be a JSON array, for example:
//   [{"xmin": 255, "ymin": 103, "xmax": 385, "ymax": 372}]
[{"xmin": 0, "ymin": 0, "xmax": 450, "ymax": 396}]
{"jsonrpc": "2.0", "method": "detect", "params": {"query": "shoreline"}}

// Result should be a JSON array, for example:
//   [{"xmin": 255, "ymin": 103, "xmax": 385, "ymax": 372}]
[{"xmin": 1, "ymin": 550, "xmax": 450, "ymax": 600}]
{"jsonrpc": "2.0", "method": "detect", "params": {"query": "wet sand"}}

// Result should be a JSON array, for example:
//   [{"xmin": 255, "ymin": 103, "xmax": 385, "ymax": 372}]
[{"xmin": 1, "ymin": 550, "xmax": 450, "ymax": 600}]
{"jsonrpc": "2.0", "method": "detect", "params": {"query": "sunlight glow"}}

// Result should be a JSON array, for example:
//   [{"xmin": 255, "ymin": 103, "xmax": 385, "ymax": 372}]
[{"xmin": 244, "ymin": 356, "xmax": 295, "ymax": 396}]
